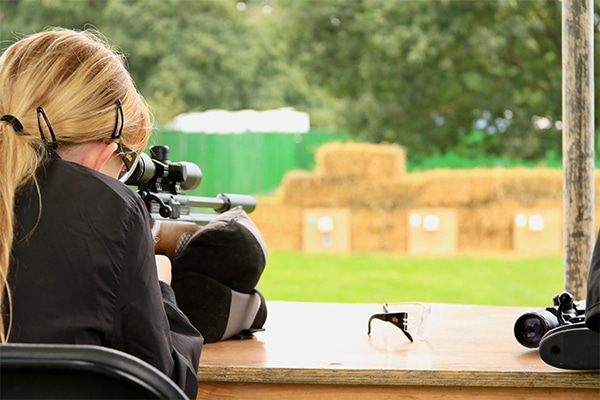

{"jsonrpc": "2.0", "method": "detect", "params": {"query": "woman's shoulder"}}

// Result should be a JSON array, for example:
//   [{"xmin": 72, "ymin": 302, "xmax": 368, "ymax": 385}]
[{"xmin": 43, "ymin": 156, "xmax": 147, "ymax": 215}]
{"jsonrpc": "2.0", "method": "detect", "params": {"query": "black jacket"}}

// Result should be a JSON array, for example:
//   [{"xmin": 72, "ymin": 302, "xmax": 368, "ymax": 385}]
[
  {"xmin": 586, "ymin": 231, "xmax": 600, "ymax": 332},
  {"xmin": 7, "ymin": 153, "xmax": 203, "ymax": 398}
]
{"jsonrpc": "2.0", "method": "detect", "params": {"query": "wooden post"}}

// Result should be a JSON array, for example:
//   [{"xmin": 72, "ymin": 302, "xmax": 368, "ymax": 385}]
[{"xmin": 562, "ymin": 0, "xmax": 595, "ymax": 300}]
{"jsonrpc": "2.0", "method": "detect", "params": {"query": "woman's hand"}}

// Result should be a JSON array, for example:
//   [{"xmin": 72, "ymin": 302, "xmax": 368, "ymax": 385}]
[{"xmin": 155, "ymin": 255, "xmax": 172, "ymax": 285}]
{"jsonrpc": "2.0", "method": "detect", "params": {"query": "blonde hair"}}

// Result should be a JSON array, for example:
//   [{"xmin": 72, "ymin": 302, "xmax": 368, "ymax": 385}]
[{"xmin": 0, "ymin": 28, "xmax": 152, "ymax": 342}]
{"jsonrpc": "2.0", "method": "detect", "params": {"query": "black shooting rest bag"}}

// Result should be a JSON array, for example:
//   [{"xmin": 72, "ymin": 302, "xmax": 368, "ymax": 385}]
[{"xmin": 170, "ymin": 206, "xmax": 268, "ymax": 343}]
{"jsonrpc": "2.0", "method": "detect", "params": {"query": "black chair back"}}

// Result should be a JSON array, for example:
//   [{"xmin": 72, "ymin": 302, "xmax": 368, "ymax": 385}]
[{"xmin": 0, "ymin": 343, "xmax": 189, "ymax": 399}]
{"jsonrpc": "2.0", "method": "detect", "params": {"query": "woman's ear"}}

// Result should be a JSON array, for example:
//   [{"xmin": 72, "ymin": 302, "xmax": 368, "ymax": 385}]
[
  {"xmin": 57, "ymin": 141, "xmax": 120, "ymax": 175},
  {"xmin": 96, "ymin": 142, "xmax": 119, "ymax": 171},
  {"xmin": 80, "ymin": 141, "xmax": 118, "ymax": 172}
]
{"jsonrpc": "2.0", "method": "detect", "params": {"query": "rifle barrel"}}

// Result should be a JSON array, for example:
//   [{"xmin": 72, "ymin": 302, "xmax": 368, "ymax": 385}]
[{"xmin": 186, "ymin": 193, "xmax": 256, "ymax": 214}]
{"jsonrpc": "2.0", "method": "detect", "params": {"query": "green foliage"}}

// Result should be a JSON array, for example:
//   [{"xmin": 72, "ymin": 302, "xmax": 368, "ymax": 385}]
[
  {"xmin": 260, "ymin": 251, "xmax": 563, "ymax": 307},
  {"xmin": 282, "ymin": 0, "xmax": 571, "ymax": 160},
  {"xmin": 0, "ymin": 0, "xmax": 325, "ymax": 124},
  {"xmin": 407, "ymin": 151, "xmax": 561, "ymax": 171},
  {"xmin": 407, "ymin": 129, "xmax": 565, "ymax": 171},
  {"xmin": 407, "ymin": 129, "xmax": 600, "ymax": 171},
  {"xmin": 1, "ymin": 0, "xmax": 598, "ymax": 162}
]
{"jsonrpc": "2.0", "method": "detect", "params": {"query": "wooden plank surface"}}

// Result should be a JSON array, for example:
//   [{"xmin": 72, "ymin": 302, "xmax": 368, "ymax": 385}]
[
  {"xmin": 198, "ymin": 383, "xmax": 599, "ymax": 400},
  {"xmin": 197, "ymin": 302, "xmax": 599, "ymax": 398}
]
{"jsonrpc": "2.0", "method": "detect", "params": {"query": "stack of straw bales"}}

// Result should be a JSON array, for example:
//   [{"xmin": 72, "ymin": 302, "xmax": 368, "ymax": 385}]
[
  {"xmin": 314, "ymin": 141, "xmax": 406, "ymax": 180},
  {"xmin": 250, "ymin": 141, "xmax": 600, "ymax": 252}
]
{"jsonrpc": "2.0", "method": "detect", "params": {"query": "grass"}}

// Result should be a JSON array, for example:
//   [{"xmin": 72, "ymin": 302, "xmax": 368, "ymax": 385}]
[{"xmin": 259, "ymin": 251, "xmax": 565, "ymax": 307}]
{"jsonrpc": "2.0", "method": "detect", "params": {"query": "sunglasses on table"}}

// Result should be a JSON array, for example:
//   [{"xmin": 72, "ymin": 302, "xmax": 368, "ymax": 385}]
[{"xmin": 367, "ymin": 302, "xmax": 431, "ymax": 343}]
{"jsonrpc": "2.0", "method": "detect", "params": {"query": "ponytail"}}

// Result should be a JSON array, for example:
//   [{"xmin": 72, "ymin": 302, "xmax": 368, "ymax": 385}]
[{"xmin": 0, "ymin": 117, "xmax": 44, "ymax": 342}]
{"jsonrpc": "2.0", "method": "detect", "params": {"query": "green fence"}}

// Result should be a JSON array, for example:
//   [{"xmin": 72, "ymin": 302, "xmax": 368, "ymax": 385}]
[{"xmin": 149, "ymin": 129, "xmax": 348, "ymax": 196}]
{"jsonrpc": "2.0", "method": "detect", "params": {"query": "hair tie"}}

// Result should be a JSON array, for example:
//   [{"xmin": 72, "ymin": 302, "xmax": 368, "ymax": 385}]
[{"xmin": 0, "ymin": 115, "xmax": 25, "ymax": 134}]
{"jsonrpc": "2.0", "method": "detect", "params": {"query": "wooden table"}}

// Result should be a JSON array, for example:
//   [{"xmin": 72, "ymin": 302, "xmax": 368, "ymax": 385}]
[{"xmin": 197, "ymin": 302, "xmax": 600, "ymax": 399}]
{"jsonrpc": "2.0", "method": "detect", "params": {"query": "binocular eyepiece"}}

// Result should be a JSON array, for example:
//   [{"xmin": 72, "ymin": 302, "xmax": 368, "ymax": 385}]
[
  {"xmin": 125, "ymin": 145, "xmax": 202, "ymax": 193},
  {"xmin": 513, "ymin": 292, "xmax": 586, "ymax": 348},
  {"xmin": 513, "ymin": 310, "xmax": 561, "ymax": 348}
]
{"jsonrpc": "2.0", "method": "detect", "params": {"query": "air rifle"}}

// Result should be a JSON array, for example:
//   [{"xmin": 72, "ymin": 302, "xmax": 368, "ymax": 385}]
[{"xmin": 125, "ymin": 145, "xmax": 257, "ymax": 258}]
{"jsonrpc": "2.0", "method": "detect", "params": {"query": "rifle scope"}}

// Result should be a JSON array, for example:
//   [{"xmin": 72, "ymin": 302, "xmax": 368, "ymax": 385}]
[
  {"xmin": 124, "ymin": 145, "xmax": 202, "ymax": 193},
  {"xmin": 125, "ymin": 145, "xmax": 256, "ymax": 222}
]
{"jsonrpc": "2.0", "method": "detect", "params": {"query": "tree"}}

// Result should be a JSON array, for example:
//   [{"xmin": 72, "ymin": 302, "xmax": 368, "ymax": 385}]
[
  {"xmin": 0, "ymin": 0, "xmax": 321, "ymax": 124},
  {"xmin": 2, "ymin": 0, "xmax": 598, "ymax": 161},
  {"xmin": 282, "ymin": 0, "xmax": 566, "ymax": 159}
]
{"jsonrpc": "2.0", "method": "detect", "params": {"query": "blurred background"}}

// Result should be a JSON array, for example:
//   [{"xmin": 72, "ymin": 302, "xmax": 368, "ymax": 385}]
[
  {"xmin": 3, "ymin": 0, "xmax": 598, "ymax": 172},
  {"xmin": 2, "ymin": 0, "xmax": 598, "ymax": 306}
]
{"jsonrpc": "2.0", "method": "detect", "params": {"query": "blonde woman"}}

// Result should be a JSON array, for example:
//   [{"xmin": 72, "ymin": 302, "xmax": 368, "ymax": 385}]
[{"xmin": 0, "ymin": 28, "xmax": 202, "ymax": 398}]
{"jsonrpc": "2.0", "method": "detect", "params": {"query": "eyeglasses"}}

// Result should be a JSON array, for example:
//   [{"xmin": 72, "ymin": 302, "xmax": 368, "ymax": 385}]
[
  {"xmin": 110, "ymin": 99, "xmax": 139, "ymax": 183},
  {"xmin": 367, "ymin": 302, "xmax": 431, "ymax": 342},
  {"xmin": 116, "ymin": 144, "xmax": 139, "ymax": 183}
]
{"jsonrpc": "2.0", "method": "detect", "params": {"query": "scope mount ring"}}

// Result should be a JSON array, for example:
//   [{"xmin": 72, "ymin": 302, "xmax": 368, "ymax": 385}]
[{"xmin": 139, "ymin": 190, "xmax": 173, "ymax": 218}]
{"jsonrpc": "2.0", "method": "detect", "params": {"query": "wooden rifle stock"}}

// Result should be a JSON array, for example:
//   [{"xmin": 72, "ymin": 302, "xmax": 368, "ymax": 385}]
[{"xmin": 151, "ymin": 220, "xmax": 200, "ymax": 259}]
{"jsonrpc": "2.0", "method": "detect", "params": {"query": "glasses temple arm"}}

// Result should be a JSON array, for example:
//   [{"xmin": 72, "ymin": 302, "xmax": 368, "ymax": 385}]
[{"xmin": 367, "ymin": 313, "xmax": 414, "ymax": 342}]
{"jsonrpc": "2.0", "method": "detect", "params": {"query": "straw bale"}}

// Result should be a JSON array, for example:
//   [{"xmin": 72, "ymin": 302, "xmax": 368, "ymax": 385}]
[
  {"xmin": 261, "ymin": 144, "xmax": 600, "ymax": 252},
  {"xmin": 276, "ymin": 170, "xmax": 312, "ymax": 205},
  {"xmin": 500, "ymin": 168, "xmax": 563, "ymax": 204},
  {"xmin": 315, "ymin": 141, "xmax": 406, "ymax": 180},
  {"xmin": 279, "ymin": 169, "xmax": 413, "ymax": 209},
  {"xmin": 456, "ymin": 203, "xmax": 517, "ymax": 251},
  {"xmin": 251, "ymin": 197, "xmax": 302, "ymax": 250},
  {"xmin": 401, "ymin": 168, "xmax": 564, "ymax": 208},
  {"xmin": 402, "ymin": 169, "xmax": 499, "ymax": 207},
  {"xmin": 349, "ymin": 207, "xmax": 408, "ymax": 252},
  {"xmin": 278, "ymin": 170, "xmax": 350, "ymax": 207},
  {"xmin": 594, "ymin": 170, "xmax": 600, "ymax": 207}
]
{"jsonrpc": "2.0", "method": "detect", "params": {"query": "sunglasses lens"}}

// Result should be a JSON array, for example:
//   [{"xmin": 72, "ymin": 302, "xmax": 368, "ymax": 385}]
[
  {"xmin": 118, "ymin": 146, "xmax": 139, "ymax": 183},
  {"xmin": 383, "ymin": 302, "xmax": 431, "ymax": 341}
]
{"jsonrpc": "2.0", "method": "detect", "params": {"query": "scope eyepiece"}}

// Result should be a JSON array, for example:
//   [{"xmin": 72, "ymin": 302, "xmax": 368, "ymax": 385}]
[{"xmin": 124, "ymin": 152, "xmax": 155, "ymax": 186}]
